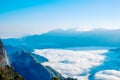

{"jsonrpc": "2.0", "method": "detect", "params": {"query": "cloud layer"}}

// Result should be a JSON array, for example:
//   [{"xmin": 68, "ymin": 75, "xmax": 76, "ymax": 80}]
[
  {"xmin": 95, "ymin": 70, "xmax": 120, "ymax": 80},
  {"xmin": 34, "ymin": 49, "xmax": 108, "ymax": 80}
]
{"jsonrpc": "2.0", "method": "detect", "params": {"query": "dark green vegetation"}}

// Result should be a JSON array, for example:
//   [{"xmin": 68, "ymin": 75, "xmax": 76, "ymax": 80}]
[
  {"xmin": 0, "ymin": 66, "xmax": 24, "ymax": 80},
  {"xmin": 52, "ymin": 77, "xmax": 77, "ymax": 80},
  {"xmin": 64, "ymin": 77, "xmax": 77, "ymax": 80}
]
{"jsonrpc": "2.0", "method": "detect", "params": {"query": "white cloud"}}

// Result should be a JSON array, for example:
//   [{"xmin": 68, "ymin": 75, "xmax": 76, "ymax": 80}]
[
  {"xmin": 33, "ymin": 49, "xmax": 108, "ymax": 80},
  {"xmin": 76, "ymin": 25, "xmax": 120, "ymax": 31},
  {"xmin": 95, "ymin": 70, "xmax": 120, "ymax": 80}
]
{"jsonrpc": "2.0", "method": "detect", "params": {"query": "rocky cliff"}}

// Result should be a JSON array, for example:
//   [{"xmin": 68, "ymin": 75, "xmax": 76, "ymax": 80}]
[
  {"xmin": 0, "ymin": 39, "xmax": 8, "ymax": 66},
  {"xmin": 5, "ymin": 45, "xmax": 64, "ymax": 80},
  {"xmin": 0, "ymin": 39, "xmax": 24, "ymax": 80},
  {"xmin": 1, "ymin": 38, "xmax": 76, "ymax": 80}
]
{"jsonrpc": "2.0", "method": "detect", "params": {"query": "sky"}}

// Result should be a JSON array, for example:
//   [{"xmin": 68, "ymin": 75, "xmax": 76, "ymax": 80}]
[{"xmin": 0, "ymin": 0, "xmax": 120, "ymax": 38}]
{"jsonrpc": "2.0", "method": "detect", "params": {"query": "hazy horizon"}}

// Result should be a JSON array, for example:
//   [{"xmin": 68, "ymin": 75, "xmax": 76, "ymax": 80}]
[
  {"xmin": 0, "ymin": 0, "xmax": 120, "ymax": 38},
  {"xmin": 1, "ymin": 28, "xmax": 120, "ymax": 39}
]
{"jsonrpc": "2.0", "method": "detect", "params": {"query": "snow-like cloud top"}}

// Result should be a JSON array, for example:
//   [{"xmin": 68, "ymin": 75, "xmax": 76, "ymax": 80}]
[{"xmin": 34, "ymin": 49, "xmax": 108, "ymax": 80}]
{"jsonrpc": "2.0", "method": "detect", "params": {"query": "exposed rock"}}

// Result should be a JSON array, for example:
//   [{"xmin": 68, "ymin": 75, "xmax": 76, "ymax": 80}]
[
  {"xmin": 0, "ymin": 39, "xmax": 6, "ymax": 66},
  {"xmin": 5, "ymin": 45, "xmax": 64, "ymax": 80},
  {"xmin": 0, "ymin": 39, "xmax": 24, "ymax": 80}
]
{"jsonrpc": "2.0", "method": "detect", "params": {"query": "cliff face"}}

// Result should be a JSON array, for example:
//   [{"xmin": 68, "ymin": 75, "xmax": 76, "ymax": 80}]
[
  {"xmin": 0, "ymin": 39, "xmax": 6, "ymax": 66},
  {"xmin": 0, "ymin": 39, "xmax": 24, "ymax": 80},
  {"xmin": 0, "ymin": 39, "xmax": 9, "ymax": 66},
  {"xmin": 5, "ymin": 45, "xmax": 65, "ymax": 80},
  {"xmin": 1, "ymin": 38, "xmax": 76, "ymax": 80}
]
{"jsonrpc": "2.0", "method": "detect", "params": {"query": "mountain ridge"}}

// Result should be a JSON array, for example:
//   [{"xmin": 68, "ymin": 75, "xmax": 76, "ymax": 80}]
[
  {"xmin": 3, "ymin": 29, "xmax": 120, "ymax": 49},
  {"xmin": 0, "ymin": 39, "xmax": 24, "ymax": 80}
]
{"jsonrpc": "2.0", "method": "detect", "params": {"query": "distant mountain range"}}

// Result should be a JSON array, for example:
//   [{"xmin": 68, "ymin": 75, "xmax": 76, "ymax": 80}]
[
  {"xmin": 3, "ymin": 29, "xmax": 120, "ymax": 49},
  {"xmin": 1, "ymin": 29, "xmax": 120, "ymax": 80}
]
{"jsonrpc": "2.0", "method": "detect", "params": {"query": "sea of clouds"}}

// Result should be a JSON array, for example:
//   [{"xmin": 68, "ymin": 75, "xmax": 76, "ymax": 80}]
[
  {"xmin": 95, "ymin": 70, "xmax": 120, "ymax": 80},
  {"xmin": 34, "ymin": 49, "xmax": 106, "ymax": 79},
  {"xmin": 33, "ymin": 49, "xmax": 120, "ymax": 80}
]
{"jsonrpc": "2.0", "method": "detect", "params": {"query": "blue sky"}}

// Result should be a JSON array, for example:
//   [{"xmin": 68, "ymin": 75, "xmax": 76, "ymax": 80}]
[{"xmin": 0, "ymin": 0, "xmax": 120, "ymax": 38}]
